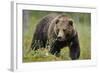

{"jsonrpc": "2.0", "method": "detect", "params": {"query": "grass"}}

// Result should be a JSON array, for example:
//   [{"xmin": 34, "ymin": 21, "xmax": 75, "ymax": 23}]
[{"xmin": 23, "ymin": 11, "xmax": 91, "ymax": 62}]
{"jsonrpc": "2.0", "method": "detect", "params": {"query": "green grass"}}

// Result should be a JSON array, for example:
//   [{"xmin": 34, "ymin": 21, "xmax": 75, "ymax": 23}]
[{"xmin": 23, "ymin": 11, "xmax": 91, "ymax": 62}]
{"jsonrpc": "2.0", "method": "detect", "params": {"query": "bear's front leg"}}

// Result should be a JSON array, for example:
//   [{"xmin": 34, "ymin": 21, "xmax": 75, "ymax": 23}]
[
  {"xmin": 49, "ymin": 40, "xmax": 61, "ymax": 57},
  {"xmin": 50, "ymin": 47, "xmax": 61, "ymax": 57},
  {"xmin": 69, "ymin": 34, "xmax": 80, "ymax": 60}
]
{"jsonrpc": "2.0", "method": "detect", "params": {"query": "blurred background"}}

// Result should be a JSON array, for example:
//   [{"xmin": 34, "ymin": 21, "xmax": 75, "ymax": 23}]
[{"xmin": 23, "ymin": 10, "xmax": 91, "ymax": 62}]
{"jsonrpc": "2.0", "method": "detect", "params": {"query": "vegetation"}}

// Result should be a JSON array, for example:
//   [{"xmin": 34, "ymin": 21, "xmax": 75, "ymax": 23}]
[{"xmin": 23, "ymin": 10, "xmax": 91, "ymax": 62}]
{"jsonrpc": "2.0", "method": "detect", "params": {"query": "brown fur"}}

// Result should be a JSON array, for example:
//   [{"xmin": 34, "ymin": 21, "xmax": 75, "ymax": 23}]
[{"xmin": 31, "ymin": 13, "xmax": 80, "ymax": 60}]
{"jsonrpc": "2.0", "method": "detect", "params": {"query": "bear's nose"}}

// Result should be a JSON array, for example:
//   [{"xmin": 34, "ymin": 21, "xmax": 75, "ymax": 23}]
[{"xmin": 57, "ymin": 37, "xmax": 62, "ymax": 40}]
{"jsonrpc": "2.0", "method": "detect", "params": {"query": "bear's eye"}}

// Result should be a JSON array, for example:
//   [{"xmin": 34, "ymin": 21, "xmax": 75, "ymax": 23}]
[
  {"xmin": 63, "ymin": 29, "xmax": 66, "ymax": 32},
  {"xmin": 57, "ymin": 29, "xmax": 59, "ymax": 32}
]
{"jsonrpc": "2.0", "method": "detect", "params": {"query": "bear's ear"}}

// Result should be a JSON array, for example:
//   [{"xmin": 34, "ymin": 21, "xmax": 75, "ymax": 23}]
[
  {"xmin": 55, "ymin": 19, "xmax": 59, "ymax": 24},
  {"xmin": 68, "ymin": 19, "xmax": 73, "ymax": 26}
]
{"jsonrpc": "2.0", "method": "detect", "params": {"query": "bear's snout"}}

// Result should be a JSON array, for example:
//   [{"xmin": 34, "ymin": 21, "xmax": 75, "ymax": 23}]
[{"xmin": 57, "ymin": 30, "xmax": 65, "ymax": 41}]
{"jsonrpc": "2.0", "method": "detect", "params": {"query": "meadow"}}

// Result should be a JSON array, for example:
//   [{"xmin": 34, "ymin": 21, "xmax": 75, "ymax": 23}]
[{"xmin": 23, "ymin": 10, "xmax": 91, "ymax": 62}]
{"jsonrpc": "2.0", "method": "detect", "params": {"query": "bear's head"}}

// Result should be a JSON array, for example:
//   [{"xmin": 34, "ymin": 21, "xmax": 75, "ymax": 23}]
[{"xmin": 54, "ymin": 15, "xmax": 75, "ymax": 41}]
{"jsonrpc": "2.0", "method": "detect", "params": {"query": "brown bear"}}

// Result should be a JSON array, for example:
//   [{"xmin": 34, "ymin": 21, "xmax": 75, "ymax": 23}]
[{"xmin": 31, "ymin": 13, "xmax": 80, "ymax": 60}]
